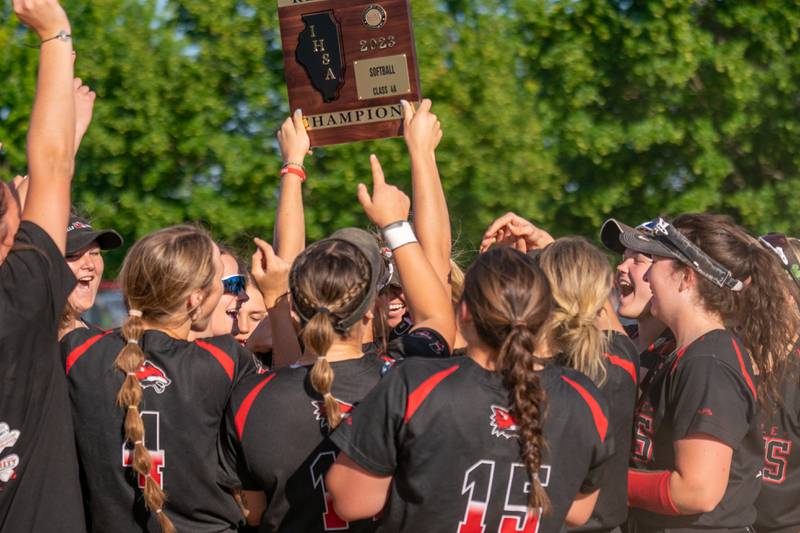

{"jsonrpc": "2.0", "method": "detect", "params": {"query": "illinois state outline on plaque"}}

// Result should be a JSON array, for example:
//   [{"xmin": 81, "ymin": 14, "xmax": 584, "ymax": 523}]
[{"xmin": 296, "ymin": 11, "xmax": 345, "ymax": 102}]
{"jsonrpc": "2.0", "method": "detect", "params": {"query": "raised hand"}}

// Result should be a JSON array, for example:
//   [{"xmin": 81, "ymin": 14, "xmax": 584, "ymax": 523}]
[
  {"xmin": 357, "ymin": 154, "xmax": 410, "ymax": 228},
  {"xmin": 13, "ymin": 0, "xmax": 70, "ymax": 39},
  {"xmin": 479, "ymin": 212, "xmax": 555, "ymax": 254},
  {"xmin": 251, "ymin": 237, "xmax": 290, "ymax": 307},
  {"xmin": 277, "ymin": 109, "xmax": 311, "ymax": 165},
  {"xmin": 402, "ymin": 99, "xmax": 442, "ymax": 156},
  {"xmin": 73, "ymin": 77, "xmax": 96, "ymax": 150}
]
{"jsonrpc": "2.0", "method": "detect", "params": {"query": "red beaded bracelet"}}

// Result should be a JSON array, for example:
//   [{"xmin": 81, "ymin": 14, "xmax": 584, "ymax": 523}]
[{"xmin": 280, "ymin": 165, "xmax": 306, "ymax": 183}]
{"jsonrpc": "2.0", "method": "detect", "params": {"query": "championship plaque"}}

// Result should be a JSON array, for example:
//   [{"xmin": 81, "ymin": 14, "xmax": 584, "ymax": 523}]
[{"xmin": 278, "ymin": 0, "xmax": 422, "ymax": 146}]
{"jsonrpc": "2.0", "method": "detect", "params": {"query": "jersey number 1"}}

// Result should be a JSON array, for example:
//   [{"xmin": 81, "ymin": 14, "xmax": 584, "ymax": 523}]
[
  {"xmin": 311, "ymin": 451, "xmax": 348, "ymax": 531},
  {"xmin": 458, "ymin": 460, "xmax": 547, "ymax": 533},
  {"xmin": 121, "ymin": 410, "xmax": 166, "ymax": 489}
]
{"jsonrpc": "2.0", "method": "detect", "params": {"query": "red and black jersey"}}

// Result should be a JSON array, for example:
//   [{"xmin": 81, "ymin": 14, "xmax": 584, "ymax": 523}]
[
  {"xmin": 755, "ymin": 355, "xmax": 800, "ymax": 533},
  {"xmin": 571, "ymin": 331, "xmax": 639, "ymax": 532},
  {"xmin": 629, "ymin": 329, "xmax": 761, "ymax": 530},
  {"xmin": 330, "ymin": 356, "xmax": 614, "ymax": 533},
  {"xmin": 220, "ymin": 355, "xmax": 392, "ymax": 532},
  {"xmin": 61, "ymin": 328, "xmax": 257, "ymax": 533},
  {"xmin": 0, "ymin": 222, "xmax": 86, "ymax": 532}
]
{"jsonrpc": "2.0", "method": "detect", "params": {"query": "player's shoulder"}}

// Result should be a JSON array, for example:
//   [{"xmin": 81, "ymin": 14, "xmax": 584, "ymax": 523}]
[
  {"xmin": 61, "ymin": 327, "xmax": 120, "ymax": 374},
  {"xmin": 678, "ymin": 329, "xmax": 749, "ymax": 371},
  {"xmin": 230, "ymin": 371, "xmax": 281, "ymax": 410},
  {"xmin": 546, "ymin": 365, "xmax": 610, "ymax": 441},
  {"xmin": 603, "ymin": 330, "xmax": 639, "ymax": 386},
  {"xmin": 392, "ymin": 354, "xmax": 464, "ymax": 382},
  {"xmin": 606, "ymin": 331, "xmax": 638, "ymax": 361}
]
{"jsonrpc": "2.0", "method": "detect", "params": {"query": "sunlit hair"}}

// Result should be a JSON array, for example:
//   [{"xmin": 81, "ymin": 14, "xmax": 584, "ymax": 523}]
[
  {"xmin": 670, "ymin": 213, "xmax": 800, "ymax": 409},
  {"xmin": 114, "ymin": 225, "xmax": 217, "ymax": 533},
  {"xmin": 290, "ymin": 239, "xmax": 373, "ymax": 430},
  {"xmin": 537, "ymin": 237, "xmax": 611, "ymax": 385},
  {"xmin": 449, "ymin": 258, "xmax": 465, "ymax": 306},
  {"xmin": 462, "ymin": 247, "xmax": 553, "ymax": 514},
  {"xmin": 0, "ymin": 182, "xmax": 8, "ymax": 246}
]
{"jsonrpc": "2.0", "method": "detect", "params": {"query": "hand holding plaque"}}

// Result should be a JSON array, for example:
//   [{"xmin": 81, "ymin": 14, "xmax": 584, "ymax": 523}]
[{"xmin": 278, "ymin": 1, "xmax": 422, "ymax": 146}]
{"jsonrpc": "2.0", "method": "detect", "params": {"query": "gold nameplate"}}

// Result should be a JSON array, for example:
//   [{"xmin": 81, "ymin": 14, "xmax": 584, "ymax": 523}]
[
  {"xmin": 353, "ymin": 54, "xmax": 412, "ymax": 101},
  {"xmin": 305, "ymin": 103, "xmax": 404, "ymax": 130}
]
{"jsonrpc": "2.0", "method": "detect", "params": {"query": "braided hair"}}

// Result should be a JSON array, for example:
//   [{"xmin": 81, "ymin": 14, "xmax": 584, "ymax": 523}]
[
  {"xmin": 290, "ymin": 239, "xmax": 373, "ymax": 429},
  {"xmin": 462, "ymin": 247, "xmax": 553, "ymax": 514}
]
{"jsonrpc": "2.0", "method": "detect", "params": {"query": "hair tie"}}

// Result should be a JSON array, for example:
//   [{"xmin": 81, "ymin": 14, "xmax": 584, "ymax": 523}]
[
  {"xmin": 317, "ymin": 356, "xmax": 327, "ymax": 361},
  {"xmin": 127, "ymin": 339, "xmax": 139, "ymax": 345},
  {"xmin": 155, "ymin": 509, "xmax": 163, "ymax": 514},
  {"xmin": 126, "ymin": 371, "xmax": 137, "ymax": 377},
  {"xmin": 127, "ymin": 405, "xmax": 137, "ymax": 410},
  {"xmin": 511, "ymin": 320, "xmax": 527, "ymax": 328},
  {"xmin": 128, "ymin": 309, "xmax": 143, "ymax": 318},
  {"xmin": 317, "ymin": 306, "xmax": 331, "ymax": 315},
  {"xmin": 134, "ymin": 440, "xmax": 143, "ymax": 445}
]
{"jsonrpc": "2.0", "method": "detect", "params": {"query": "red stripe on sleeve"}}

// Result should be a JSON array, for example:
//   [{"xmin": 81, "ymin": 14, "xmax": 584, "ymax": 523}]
[
  {"xmin": 561, "ymin": 375, "xmax": 608, "ymax": 442},
  {"xmin": 604, "ymin": 352, "xmax": 637, "ymax": 384},
  {"xmin": 195, "ymin": 339, "xmax": 235, "ymax": 381},
  {"xmin": 731, "ymin": 338, "xmax": 757, "ymax": 401},
  {"xmin": 234, "ymin": 374, "xmax": 276, "ymax": 440},
  {"xmin": 404, "ymin": 364, "xmax": 460, "ymax": 423},
  {"xmin": 65, "ymin": 331, "xmax": 113, "ymax": 375}
]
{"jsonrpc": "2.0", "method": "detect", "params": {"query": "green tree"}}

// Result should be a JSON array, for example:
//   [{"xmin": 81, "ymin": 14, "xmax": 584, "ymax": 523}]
[{"xmin": 2, "ymin": 0, "xmax": 799, "ymax": 273}]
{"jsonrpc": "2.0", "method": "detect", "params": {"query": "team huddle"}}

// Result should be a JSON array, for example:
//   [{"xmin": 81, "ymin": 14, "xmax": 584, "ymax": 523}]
[{"xmin": 2, "ymin": 2, "xmax": 799, "ymax": 533}]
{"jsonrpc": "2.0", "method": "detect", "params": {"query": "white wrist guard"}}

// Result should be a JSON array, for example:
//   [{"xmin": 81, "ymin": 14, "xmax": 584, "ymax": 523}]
[{"xmin": 382, "ymin": 221, "xmax": 418, "ymax": 251}]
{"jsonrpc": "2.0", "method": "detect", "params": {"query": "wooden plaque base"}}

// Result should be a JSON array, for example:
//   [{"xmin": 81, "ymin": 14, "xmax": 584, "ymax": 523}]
[{"xmin": 278, "ymin": 0, "xmax": 421, "ymax": 146}]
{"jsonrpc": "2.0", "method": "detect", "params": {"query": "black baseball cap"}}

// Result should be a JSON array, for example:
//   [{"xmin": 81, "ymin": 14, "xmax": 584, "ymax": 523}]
[
  {"xmin": 66, "ymin": 215, "xmax": 123, "ymax": 256},
  {"xmin": 600, "ymin": 218, "xmax": 670, "ymax": 256},
  {"xmin": 619, "ymin": 217, "xmax": 744, "ymax": 292}
]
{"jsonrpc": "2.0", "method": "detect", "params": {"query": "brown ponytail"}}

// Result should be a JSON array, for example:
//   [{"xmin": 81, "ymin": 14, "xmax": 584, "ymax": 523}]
[
  {"xmin": 114, "ymin": 225, "xmax": 217, "ymax": 532},
  {"xmin": 290, "ymin": 239, "xmax": 373, "ymax": 430},
  {"xmin": 670, "ymin": 214, "xmax": 800, "ymax": 409},
  {"xmin": 463, "ymin": 247, "xmax": 553, "ymax": 513},
  {"xmin": 537, "ymin": 237, "xmax": 612, "ymax": 386},
  {"xmin": 115, "ymin": 314, "xmax": 175, "ymax": 533}
]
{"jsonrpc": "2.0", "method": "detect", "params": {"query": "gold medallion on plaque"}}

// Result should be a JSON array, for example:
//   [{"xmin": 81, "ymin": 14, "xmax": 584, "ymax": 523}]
[{"xmin": 362, "ymin": 5, "xmax": 387, "ymax": 30}]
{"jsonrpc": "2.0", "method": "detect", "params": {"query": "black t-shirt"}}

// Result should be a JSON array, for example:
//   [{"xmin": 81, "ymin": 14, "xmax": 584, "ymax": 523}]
[
  {"xmin": 625, "ymin": 324, "xmax": 675, "ymax": 385},
  {"xmin": 629, "ymin": 329, "xmax": 761, "ymax": 530},
  {"xmin": 330, "ymin": 356, "xmax": 614, "ymax": 533},
  {"xmin": 221, "ymin": 355, "xmax": 392, "ymax": 532},
  {"xmin": 61, "ymin": 329, "xmax": 257, "ymax": 533},
  {"xmin": 755, "ymin": 355, "xmax": 800, "ymax": 533},
  {"xmin": 0, "ymin": 221, "xmax": 86, "ymax": 533},
  {"xmin": 363, "ymin": 326, "xmax": 450, "ymax": 360},
  {"xmin": 571, "ymin": 331, "xmax": 639, "ymax": 532}
]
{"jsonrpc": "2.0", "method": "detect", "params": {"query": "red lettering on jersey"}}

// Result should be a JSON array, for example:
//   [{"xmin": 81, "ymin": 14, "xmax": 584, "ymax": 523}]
[
  {"xmin": 696, "ymin": 408, "xmax": 713, "ymax": 416},
  {"xmin": 65, "ymin": 331, "xmax": 113, "ymax": 374},
  {"xmin": 195, "ymin": 339, "xmax": 235, "ymax": 381},
  {"xmin": 561, "ymin": 376, "xmax": 608, "ymax": 442},
  {"xmin": 234, "ymin": 374, "xmax": 276, "ymax": 440},
  {"xmin": 404, "ymin": 364, "xmax": 460, "ymax": 423},
  {"xmin": 499, "ymin": 511, "xmax": 541, "ymax": 533},
  {"xmin": 604, "ymin": 352, "xmax": 637, "ymax": 384},
  {"xmin": 121, "ymin": 411, "xmax": 166, "ymax": 488},
  {"xmin": 763, "ymin": 437, "xmax": 792, "ymax": 484},
  {"xmin": 633, "ymin": 410, "xmax": 654, "ymax": 465}
]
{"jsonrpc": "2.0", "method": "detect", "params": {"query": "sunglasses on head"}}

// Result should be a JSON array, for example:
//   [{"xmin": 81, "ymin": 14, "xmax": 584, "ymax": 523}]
[
  {"xmin": 222, "ymin": 274, "xmax": 246, "ymax": 295},
  {"xmin": 759, "ymin": 233, "xmax": 800, "ymax": 288}
]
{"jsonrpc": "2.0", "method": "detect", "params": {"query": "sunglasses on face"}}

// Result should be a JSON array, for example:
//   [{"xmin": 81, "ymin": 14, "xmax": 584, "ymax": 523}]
[{"xmin": 222, "ymin": 274, "xmax": 246, "ymax": 295}]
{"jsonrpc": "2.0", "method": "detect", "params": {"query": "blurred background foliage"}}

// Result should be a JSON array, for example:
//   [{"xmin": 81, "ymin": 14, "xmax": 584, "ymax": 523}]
[{"xmin": 2, "ymin": 0, "xmax": 800, "ymax": 273}]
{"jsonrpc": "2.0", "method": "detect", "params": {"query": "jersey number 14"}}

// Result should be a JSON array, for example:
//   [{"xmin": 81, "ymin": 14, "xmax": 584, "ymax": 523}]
[
  {"xmin": 121, "ymin": 411, "xmax": 166, "ymax": 489},
  {"xmin": 458, "ymin": 460, "xmax": 549, "ymax": 533}
]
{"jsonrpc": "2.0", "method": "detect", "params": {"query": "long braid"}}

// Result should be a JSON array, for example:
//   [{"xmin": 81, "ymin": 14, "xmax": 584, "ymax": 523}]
[
  {"xmin": 499, "ymin": 327, "xmax": 551, "ymax": 513},
  {"xmin": 115, "ymin": 313, "xmax": 175, "ymax": 533},
  {"xmin": 291, "ymin": 239, "xmax": 372, "ymax": 430}
]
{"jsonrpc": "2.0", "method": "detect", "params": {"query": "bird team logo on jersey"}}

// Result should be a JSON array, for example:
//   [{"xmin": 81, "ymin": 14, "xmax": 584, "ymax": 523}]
[
  {"xmin": 490, "ymin": 405, "xmax": 519, "ymax": 439},
  {"xmin": 135, "ymin": 361, "xmax": 171, "ymax": 394},
  {"xmin": 0, "ymin": 422, "xmax": 21, "ymax": 483},
  {"xmin": 312, "ymin": 399, "xmax": 354, "ymax": 429}
]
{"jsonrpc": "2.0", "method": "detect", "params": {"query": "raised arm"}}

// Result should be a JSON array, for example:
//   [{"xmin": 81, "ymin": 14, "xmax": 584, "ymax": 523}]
[
  {"xmin": 402, "ymin": 99, "xmax": 450, "ymax": 286},
  {"xmin": 358, "ymin": 155, "xmax": 456, "ymax": 348},
  {"xmin": 15, "ymin": 0, "xmax": 75, "ymax": 253},
  {"xmin": 273, "ymin": 109, "xmax": 310, "ymax": 264}
]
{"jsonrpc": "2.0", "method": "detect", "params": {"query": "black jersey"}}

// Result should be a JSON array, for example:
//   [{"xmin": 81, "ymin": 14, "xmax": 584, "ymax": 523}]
[
  {"xmin": 61, "ymin": 328, "xmax": 257, "ymax": 532},
  {"xmin": 330, "ymin": 356, "xmax": 614, "ymax": 533},
  {"xmin": 571, "ymin": 331, "xmax": 639, "ymax": 532},
  {"xmin": 629, "ymin": 329, "xmax": 761, "ymax": 530},
  {"xmin": 363, "ymin": 326, "xmax": 450, "ymax": 359},
  {"xmin": 221, "ymin": 355, "xmax": 392, "ymax": 532},
  {"xmin": 0, "ymin": 222, "xmax": 86, "ymax": 533},
  {"xmin": 755, "ymin": 355, "xmax": 800, "ymax": 533}
]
